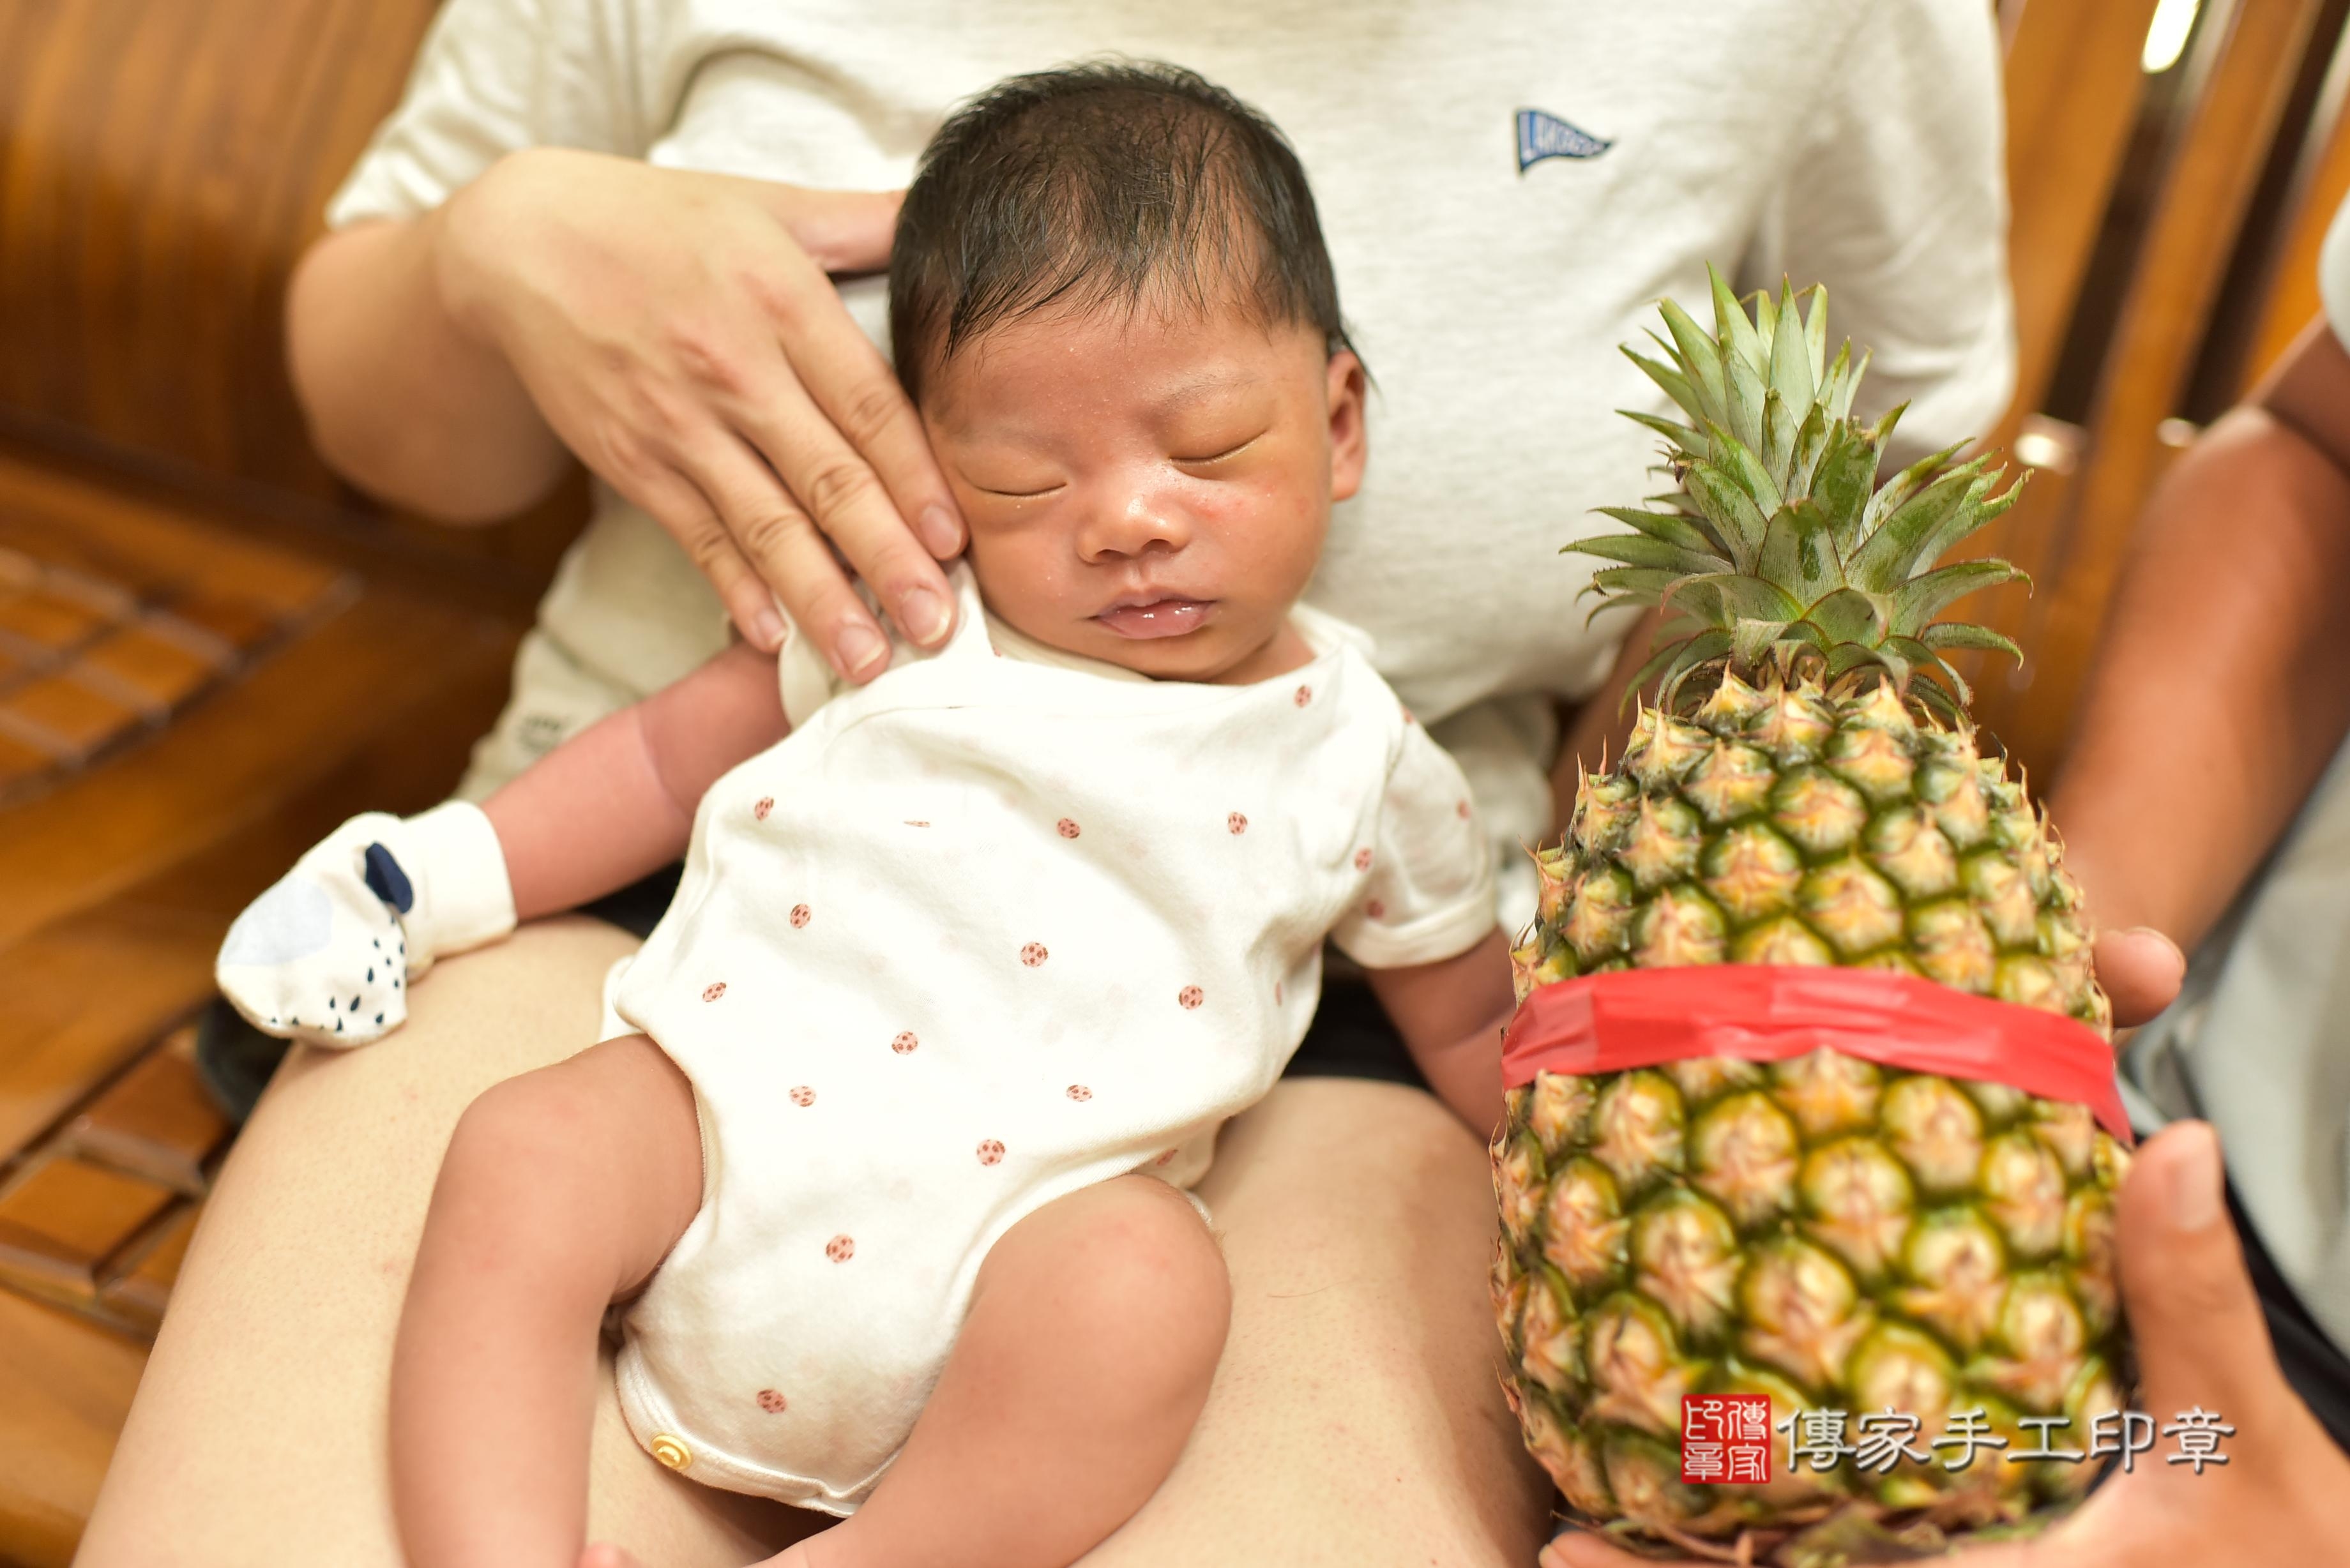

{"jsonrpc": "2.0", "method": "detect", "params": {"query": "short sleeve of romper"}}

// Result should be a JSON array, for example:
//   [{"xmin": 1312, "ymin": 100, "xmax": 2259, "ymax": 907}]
[{"xmin": 1326, "ymin": 720, "xmax": 1496, "ymax": 970}]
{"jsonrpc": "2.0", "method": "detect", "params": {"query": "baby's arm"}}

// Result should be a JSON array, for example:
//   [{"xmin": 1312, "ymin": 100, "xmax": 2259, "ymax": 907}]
[
  {"xmin": 1364, "ymin": 928, "xmax": 1515, "ymax": 1136},
  {"xmin": 485, "ymin": 638, "xmax": 788, "ymax": 918},
  {"xmin": 391, "ymin": 1035, "xmax": 702, "ymax": 1568}
]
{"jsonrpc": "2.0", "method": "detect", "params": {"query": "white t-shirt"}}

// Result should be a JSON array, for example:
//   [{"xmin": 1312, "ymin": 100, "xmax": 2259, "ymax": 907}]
[
  {"xmin": 328, "ymin": 0, "xmax": 2015, "ymax": 930},
  {"xmin": 2116, "ymin": 195, "xmax": 2350, "ymax": 1355},
  {"xmin": 605, "ymin": 564, "xmax": 1492, "ymax": 1507}
]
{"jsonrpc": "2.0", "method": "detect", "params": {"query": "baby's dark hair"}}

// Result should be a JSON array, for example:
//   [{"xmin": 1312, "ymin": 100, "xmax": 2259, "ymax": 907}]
[{"xmin": 890, "ymin": 61, "xmax": 1354, "ymax": 403}]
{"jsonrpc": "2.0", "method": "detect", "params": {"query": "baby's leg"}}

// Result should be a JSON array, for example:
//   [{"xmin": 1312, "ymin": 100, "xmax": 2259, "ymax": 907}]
[
  {"xmin": 785, "ymin": 1175, "xmax": 1229, "ymax": 1568},
  {"xmin": 393, "ymin": 1033, "xmax": 704, "ymax": 1568}
]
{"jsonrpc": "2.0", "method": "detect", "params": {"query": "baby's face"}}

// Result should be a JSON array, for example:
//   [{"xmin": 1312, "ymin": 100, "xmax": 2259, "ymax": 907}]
[{"xmin": 919, "ymin": 303, "xmax": 1367, "ymax": 683}]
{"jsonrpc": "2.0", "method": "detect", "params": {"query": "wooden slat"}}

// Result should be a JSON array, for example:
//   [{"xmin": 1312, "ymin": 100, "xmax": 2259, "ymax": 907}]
[
  {"xmin": 0, "ymin": 599, "xmax": 515, "ymax": 1159},
  {"xmin": 75, "ymin": 624, "xmax": 225, "ymax": 716},
  {"xmin": 1991, "ymin": 0, "xmax": 2331, "ymax": 774},
  {"xmin": 154, "ymin": 592, "xmax": 280, "ymax": 654},
  {"xmin": 0, "ymin": 674, "xmax": 144, "ymax": 760},
  {"xmin": 0, "ymin": 1155, "xmax": 178, "ymax": 1308},
  {"xmin": 95, "ymin": 1200, "xmax": 199, "ymax": 1336},
  {"xmin": 2236, "ymin": 29, "xmax": 2350, "ymax": 388},
  {"xmin": 0, "ymin": 588, "xmax": 106, "ymax": 654},
  {"xmin": 0, "ymin": 528, "xmax": 504, "ymax": 950},
  {"xmin": 0, "ymin": 728, "xmax": 52, "ymax": 790},
  {"xmin": 2001, "ymin": 0, "xmax": 2170, "ymax": 421},
  {"xmin": 0, "ymin": 0, "xmax": 447, "ymax": 500},
  {"xmin": 1928, "ymin": 0, "xmax": 2169, "ymax": 741},
  {"xmin": 0, "ymin": 1288, "xmax": 145, "ymax": 1568},
  {"xmin": 58, "ymin": 1027, "xmax": 227, "ymax": 1196},
  {"xmin": 0, "ymin": 461, "xmax": 344, "ymax": 617}
]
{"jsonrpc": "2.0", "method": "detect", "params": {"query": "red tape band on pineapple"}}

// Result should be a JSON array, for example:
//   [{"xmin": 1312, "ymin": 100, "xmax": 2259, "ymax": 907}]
[{"xmin": 1502, "ymin": 965, "xmax": 2133, "ymax": 1145}]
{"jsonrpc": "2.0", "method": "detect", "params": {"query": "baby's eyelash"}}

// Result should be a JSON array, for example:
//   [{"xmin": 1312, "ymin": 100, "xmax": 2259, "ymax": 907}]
[
  {"xmin": 1176, "ymin": 432, "xmax": 1266, "ymax": 466},
  {"xmin": 976, "ymin": 483, "xmax": 1065, "ymax": 499}
]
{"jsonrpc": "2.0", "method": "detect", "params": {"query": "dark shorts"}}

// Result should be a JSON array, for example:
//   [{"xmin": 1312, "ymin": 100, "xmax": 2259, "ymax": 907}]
[{"xmin": 198, "ymin": 863, "xmax": 2350, "ymax": 1455}]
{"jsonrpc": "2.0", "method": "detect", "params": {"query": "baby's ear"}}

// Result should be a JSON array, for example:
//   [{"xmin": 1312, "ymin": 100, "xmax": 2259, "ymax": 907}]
[{"xmin": 1326, "ymin": 350, "xmax": 1368, "ymax": 501}]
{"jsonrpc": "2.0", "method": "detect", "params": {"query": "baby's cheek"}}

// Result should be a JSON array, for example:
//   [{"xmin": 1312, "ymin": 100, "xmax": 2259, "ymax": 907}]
[{"xmin": 964, "ymin": 536, "xmax": 1072, "ymax": 629}]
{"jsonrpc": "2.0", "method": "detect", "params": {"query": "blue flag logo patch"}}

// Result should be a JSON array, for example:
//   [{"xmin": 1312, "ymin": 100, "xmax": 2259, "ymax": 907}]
[{"xmin": 1516, "ymin": 108, "xmax": 1612, "ymax": 172}]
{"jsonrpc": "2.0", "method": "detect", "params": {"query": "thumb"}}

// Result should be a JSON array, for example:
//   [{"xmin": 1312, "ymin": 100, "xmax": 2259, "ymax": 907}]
[
  {"xmin": 743, "ymin": 183, "xmax": 903, "ymax": 275},
  {"xmin": 2093, "ymin": 925, "xmax": 2185, "ymax": 1028},
  {"xmin": 2112, "ymin": 1122, "xmax": 2301, "ymax": 1436}
]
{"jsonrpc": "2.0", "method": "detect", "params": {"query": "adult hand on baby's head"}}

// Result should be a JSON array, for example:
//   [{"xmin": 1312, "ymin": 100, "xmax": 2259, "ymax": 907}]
[
  {"xmin": 434, "ymin": 147, "xmax": 964, "ymax": 675},
  {"xmin": 1542, "ymin": 1122, "xmax": 2341, "ymax": 1568}
]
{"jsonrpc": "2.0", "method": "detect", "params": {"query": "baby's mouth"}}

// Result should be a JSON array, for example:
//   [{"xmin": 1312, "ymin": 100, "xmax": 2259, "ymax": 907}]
[{"xmin": 1095, "ymin": 597, "xmax": 1216, "ymax": 639}]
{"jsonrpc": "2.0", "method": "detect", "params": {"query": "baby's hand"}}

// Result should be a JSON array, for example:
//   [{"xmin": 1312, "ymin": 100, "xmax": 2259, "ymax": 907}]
[{"xmin": 215, "ymin": 803, "xmax": 515, "ymax": 1047}]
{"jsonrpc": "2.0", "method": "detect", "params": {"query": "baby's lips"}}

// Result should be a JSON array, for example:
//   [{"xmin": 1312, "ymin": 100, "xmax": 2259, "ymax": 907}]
[{"xmin": 1094, "ymin": 596, "xmax": 1215, "ymax": 639}]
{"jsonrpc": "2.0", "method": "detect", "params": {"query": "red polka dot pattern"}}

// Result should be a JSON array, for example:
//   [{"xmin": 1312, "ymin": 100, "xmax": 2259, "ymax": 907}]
[
  {"xmin": 789, "ymin": 1085, "xmax": 815, "ymax": 1106},
  {"xmin": 825, "ymin": 1235, "xmax": 856, "ymax": 1263},
  {"xmin": 1227, "ymin": 812, "xmax": 1248, "ymax": 834},
  {"xmin": 1275, "ymin": 982, "xmax": 1284, "ymax": 1004},
  {"xmin": 1367, "ymin": 899, "xmax": 1387, "ymax": 919},
  {"xmin": 976, "ymin": 1139, "xmax": 1005, "ymax": 1165},
  {"xmin": 1066, "ymin": 1084, "xmax": 1093, "ymax": 1101},
  {"xmin": 754, "ymin": 797, "xmax": 774, "ymax": 821},
  {"xmin": 1293, "ymin": 685, "xmax": 1312, "ymax": 707},
  {"xmin": 789, "ymin": 905, "xmax": 812, "ymax": 928},
  {"xmin": 1354, "ymin": 848, "xmax": 1374, "ymax": 871},
  {"xmin": 1020, "ymin": 942, "xmax": 1049, "ymax": 967},
  {"xmin": 701, "ymin": 982, "xmax": 727, "ymax": 1002},
  {"xmin": 1178, "ymin": 985, "xmax": 1204, "ymax": 1010},
  {"xmin": 891, "ymin": 1031, "xmax": 919, "ymax": 1054},
  {"xmin": 1458, "ymin": 800, "xmax": 1471, "ymax": 818},
  {"xmin": 1402, "ymin": 706, "xmax": 1416, "ymax": 725},
  {"xmin": 1056, "ymin": 818, "xmax": 1080, "ymax": 839},
  {"xmin": 758, "ymin": 1389, "xmax": 787, "ymax": 1413},
  {"xmin": 1155, "ymin": 1149, "xmax": 1176, "ymax": 1167}
]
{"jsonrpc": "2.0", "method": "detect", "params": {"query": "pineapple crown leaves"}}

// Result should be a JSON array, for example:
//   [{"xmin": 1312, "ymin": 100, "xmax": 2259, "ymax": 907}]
[{"xmin": 1572, "ymin": 266, "xmax": 2028, "ymax": 719}]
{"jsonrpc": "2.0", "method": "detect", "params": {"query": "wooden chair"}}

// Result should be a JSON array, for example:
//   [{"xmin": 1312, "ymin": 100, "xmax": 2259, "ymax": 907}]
[
  {"xmin": 1971, "ymin": 0, "xmax": 2350, "ymax": 777},
  {"xmin": 0, "ymin": 2, "xmax": 584, "ymax": 1560}
]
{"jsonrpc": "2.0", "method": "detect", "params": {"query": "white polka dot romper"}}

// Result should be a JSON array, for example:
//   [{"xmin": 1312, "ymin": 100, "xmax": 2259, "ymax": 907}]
[{"xmin": 605, "ymin": 563, "xmax": 1494, "ymax": 1513}]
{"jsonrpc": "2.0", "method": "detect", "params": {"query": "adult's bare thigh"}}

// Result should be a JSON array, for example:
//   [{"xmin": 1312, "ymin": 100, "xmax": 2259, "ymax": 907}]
[
  {"xmin": 77, "ymin": 918, "xmax": 813, "ymax": 1567},
  {"xmin": 1078, "ymin": 1077, "xmax": 1550, "ymax": 1567}
]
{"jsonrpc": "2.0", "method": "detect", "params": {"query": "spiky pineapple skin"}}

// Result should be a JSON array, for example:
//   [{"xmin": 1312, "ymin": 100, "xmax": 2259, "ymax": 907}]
[{"xmin": 1495, "ymin": 674, "xmax": 2129, "ymax": 1558}]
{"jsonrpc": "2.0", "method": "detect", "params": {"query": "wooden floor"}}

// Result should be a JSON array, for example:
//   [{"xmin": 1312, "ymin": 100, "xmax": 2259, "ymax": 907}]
[{"xmin": 0, "ymin": 449, "xmax": 519, "ymax": 1567}]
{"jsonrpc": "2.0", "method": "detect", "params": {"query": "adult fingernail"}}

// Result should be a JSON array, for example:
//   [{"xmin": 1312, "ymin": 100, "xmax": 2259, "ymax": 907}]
[
  {"xmin": 919, "ymin": 505, "xmax": 962, "ymax": 557},
  {"xmin": 751, "ymin": 609, "xmax": 786, "ymax": 651},
  {"xmin": 2165, "ymin": 1121, "xmax": 2222, "ymax": 1232},
  {"xmin": 900, "ymin": 586, "xmax": 950, "ymax": 644},
  {"xmin": 836, "ymin": 622, "xmax": 888, "ymax": 677}
]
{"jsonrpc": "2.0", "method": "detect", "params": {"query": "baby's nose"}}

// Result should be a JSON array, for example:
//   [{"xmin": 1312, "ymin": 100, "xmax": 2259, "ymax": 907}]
[{"xmin": 1077, "ymin": 491, "xmax": 1193, "ymax": 560}]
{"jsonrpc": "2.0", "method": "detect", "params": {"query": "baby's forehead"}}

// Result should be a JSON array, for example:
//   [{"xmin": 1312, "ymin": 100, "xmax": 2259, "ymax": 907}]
[{"xmin": 922, "ymin": 294, "xmax": 1310, "ymax": 411}]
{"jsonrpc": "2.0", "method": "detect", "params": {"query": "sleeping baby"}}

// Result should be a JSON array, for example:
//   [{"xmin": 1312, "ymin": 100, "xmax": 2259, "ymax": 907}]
[{"xmin": 217, "ymin": 61, "xmax": 1513, "ymax": 1568}]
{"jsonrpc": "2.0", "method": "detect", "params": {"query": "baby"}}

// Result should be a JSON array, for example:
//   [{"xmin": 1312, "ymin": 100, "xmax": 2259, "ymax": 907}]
[{"xmin": 219, "ymin": 62, "xmax": 1512, "ymax": 1568}]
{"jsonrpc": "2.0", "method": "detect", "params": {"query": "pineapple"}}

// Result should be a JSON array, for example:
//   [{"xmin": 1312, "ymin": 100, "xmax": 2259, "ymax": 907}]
[{"xmin": 1496, "ymin": 271, "xmax": 2130, "ymax": 1564}]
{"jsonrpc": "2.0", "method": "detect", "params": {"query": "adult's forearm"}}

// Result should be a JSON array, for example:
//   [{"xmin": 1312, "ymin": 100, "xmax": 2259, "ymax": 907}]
[
  {"xmin": 286, "ymin": 209, "xmax": 571, "ymax": 520},
  {"xmin": 2052, "ymin": 406, "xmax": 2350, "ymax": 951}
]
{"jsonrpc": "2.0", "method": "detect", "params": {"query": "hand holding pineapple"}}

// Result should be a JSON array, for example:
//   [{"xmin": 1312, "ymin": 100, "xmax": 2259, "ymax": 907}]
[
  {"xmin": 1543, "ymin": 1120, "xmax": 2341, "ymax": 1568},
  {"xmin": 1496, "ymin": 274, "xmax": 2162, "ymax": 1563}
]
